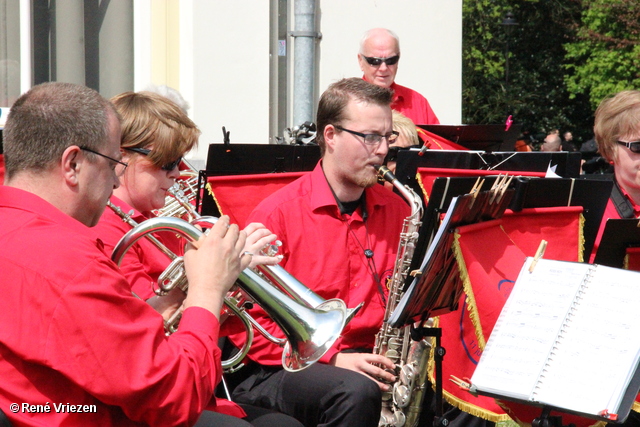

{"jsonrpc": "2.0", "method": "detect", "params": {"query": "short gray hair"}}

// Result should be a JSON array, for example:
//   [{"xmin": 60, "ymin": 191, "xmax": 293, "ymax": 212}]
[
  {"xmin": 3, "ymin": 82, "xmax": 116, "ymax": 179},
  {"xmin": 359, "ymin": 28, "xmax": 401, "ymax": 54}
]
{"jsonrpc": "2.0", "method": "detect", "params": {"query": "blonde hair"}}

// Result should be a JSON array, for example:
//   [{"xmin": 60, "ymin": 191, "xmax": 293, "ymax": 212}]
[
  {"xmin": 110, "ymin": 91, "xmax": 200, "ymax": 167},
  {"xmin": 392, "ymin": 111, "xmax": 419, "ymax": 147},
  {"xmin": 594, "ymin": 90, "xmax": 640, "ymax": 163}
]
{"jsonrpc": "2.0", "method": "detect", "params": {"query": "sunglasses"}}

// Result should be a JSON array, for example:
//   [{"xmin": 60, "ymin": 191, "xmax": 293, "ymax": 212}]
[
  {"xmin": 617, "ymin": 140, "xmax": 640, "ymax": 154},
  {"xmin": 362, "ymin": 55, "xmax": 400, "ymax": 67},
  {"xmin": 125, "ymin": 147, "xmax": 182, "ymax": 171}
]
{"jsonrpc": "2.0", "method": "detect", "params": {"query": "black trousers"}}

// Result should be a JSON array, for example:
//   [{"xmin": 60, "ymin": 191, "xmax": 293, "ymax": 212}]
[
  {"xmin": 226, "ymin": 361, "xmax": 495, "ymax": 427},
  {"xmin": 195, "ymin": 404, "xmax": 304, "ymax": 427},
  {"xmin": 228, "ymin": 362, "xmax": 382, "ymax": 427}
]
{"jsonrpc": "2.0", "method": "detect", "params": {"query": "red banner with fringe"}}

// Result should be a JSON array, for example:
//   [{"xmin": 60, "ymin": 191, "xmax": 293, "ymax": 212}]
[
  {"xmin": 434, "ymin": 206, "xmax": 586, "ymax": 423},
  {"xmin": 205, "ymin": 172, "xmax": 306, "ymax": 227}
]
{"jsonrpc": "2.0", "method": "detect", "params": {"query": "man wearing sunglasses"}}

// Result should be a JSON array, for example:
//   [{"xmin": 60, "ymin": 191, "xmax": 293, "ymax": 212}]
[{"xmin": 357, "ymin": 28, "xmax": 440, "ymax": 126}]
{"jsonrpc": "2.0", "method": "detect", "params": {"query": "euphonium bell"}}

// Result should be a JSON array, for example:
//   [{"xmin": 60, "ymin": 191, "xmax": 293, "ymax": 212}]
[{"xmin": 111, "ymin": 216, "xmax": 349, "ymax": 372}]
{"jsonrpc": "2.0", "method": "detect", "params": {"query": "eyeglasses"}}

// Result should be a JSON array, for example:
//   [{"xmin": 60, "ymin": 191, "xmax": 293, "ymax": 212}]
[
  {"xmin": 125, "ymin": 147, "xmax": 183, "ymax": 171},
  {"xmin": 335, "ymin": 125, "xmax": 399, "ymax": 145},
  {"xmin": 617, "ymin": 140, "xmax": 640, "ymax": 154},
  {"xmin": 361, "ymin": 55, "xmax": 400, "ymax": 67},
  {"xmin": 79, "ymin": 146, "xmax": 128, "ymax": 176}
]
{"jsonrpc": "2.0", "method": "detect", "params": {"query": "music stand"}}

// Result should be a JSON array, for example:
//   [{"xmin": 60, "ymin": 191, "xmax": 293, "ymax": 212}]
[
  {"xmin": 393, "ymin": 149, "xmax": 583, "ymax": 209},
  {"xmin": 199, "ymin": 143, "xmax": 320, "ymax": 217},
  {"xmin": 418, "ymin": 124, "xmax": 521, "ymax": 151},
  {"xmin": 205, "ymin": 143, "xmax": 321, "ymax": 176},
  {"xmin": 593, "ymin": 219, "xmax": 640, "ymax": 269},
  {"xmin": 411, "ymin": 176, "xmax": 612, "ymax": 277}
]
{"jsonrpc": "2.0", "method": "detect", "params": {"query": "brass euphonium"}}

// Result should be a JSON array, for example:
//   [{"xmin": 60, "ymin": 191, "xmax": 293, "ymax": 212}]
[
  {"xmin": 158, "ymin": 162, "xmax": 363, "ymax": 322},
  {"xmin": 111, "ymin": 214, "xmax": 350, "ymax": 373}
]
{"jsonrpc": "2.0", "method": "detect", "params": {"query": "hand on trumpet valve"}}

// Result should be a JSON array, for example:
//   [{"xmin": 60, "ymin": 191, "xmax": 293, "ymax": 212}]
[
  {"xmin": 242, "ymin": 222, "xmax": 283, "ymax": 268},
  {"xmin": 183, "ymin": 215, "xmax": 250, "ymax": 319}
]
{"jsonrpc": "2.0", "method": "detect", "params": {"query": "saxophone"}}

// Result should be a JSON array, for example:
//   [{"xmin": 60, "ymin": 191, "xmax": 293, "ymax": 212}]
[{"xmin": 374, "ymin": 165, "xmax": 430, "ymax": 427}]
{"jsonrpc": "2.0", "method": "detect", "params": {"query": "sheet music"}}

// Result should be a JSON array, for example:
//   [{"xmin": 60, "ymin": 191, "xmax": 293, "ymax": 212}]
[
  {"xmin": 388, "ymin": 195, "xmax": 463, "ymax": 326},
  {"xmin": 536, "ymin": 265, "xmax": 640, "ymax": 415},
  {"xmin": 471, "ymin": 258, "xmax": 589, "ymax": 399},
  {"xmin": 471, "ymin": 259, "xmax": 640, "ymax": 419}
]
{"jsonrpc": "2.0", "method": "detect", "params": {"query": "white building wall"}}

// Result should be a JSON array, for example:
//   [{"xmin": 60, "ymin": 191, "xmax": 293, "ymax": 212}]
[
  {"xmin": 170, "ymin": 1, "xmax": 461, "ymax": 165},
  {"xmin": 186, "ymin": 1, "xmax": 272, "ymax": 164},
  {"xmin": 318, "ymin": 0, "xmax": 462, "ymax": 126}
]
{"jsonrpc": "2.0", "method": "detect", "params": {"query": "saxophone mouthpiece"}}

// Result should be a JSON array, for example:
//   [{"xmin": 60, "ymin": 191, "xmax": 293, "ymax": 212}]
[{"xmin": 375, "ymin": 165, "xmax": 395, "ymax": 183}]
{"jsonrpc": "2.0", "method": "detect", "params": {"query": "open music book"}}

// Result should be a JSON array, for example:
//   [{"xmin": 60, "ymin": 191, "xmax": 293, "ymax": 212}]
[{"xmin": 469, "ymin": 258, "xmax": 640, "ymax": 422}]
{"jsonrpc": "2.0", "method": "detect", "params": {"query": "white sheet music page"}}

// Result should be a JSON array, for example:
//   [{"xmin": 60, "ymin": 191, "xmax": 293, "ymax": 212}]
[
  {"xmin": 470, "ymin": 258, "xmax": 589, "ymax": 400},
  {"xmin": 535, "ymin": 264, "xmax": 640, "ymax": 416}
]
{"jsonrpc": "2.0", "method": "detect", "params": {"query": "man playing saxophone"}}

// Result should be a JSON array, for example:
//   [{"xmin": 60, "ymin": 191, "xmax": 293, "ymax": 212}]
[
  {"xmin": 225, "ymin": 78, "xmax": 411, "ymax": 427},
  {"xmin": 93, "ymin": 90, "xmax": 303, "ymax": 427},
  {"xmin": 0, "ymin": 82, "xmax": 252, "ymax": 426}
]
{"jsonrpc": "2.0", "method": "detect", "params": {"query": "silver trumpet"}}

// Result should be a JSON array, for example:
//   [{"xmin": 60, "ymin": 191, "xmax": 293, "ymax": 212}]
[{"xmin": 111, "ymin": 215, "xmax": 349, "ymax": 373}]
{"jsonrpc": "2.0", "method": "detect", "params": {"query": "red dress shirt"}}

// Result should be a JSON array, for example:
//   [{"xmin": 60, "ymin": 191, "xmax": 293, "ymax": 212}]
[
  {"xmin": 228, "ymin": 162, "xmax": 411, "ymax": 366},
  {"xmin": 0, "ymin": 186, "xmax": 221, "ymax": 426},
  {"xmin": 389, "ymin": 82, "xmax": 440, "ymax": 125},
  {"xmin": 362, "ymin": 76, "xmax": 440, "ymax": 125}
]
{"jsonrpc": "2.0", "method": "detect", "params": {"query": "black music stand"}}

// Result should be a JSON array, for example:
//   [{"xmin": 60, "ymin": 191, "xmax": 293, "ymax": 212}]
[
  {"xmin": 418, "ymin": 124, "xmax": 521, "ymax": 151},
  {"xmin": 199, "ymin": 143, "xmax": 321, "ymax": 216},
  {"xmin": 204, "ymin": 143, "xmax": 321, "ymax": 176},
  {"xmin": 389, "ymin": 187, "xmax": 515, "ymax": 427},
  {"xmin": 412, "ymin": 176, "xmax": 611, "ymax": 275},
  {"xmin": 393, "ymin": 149, "xmax": 583, "ymax": 208},
  {"xmin": 593, "ymin": 219, "xmax": 640, "ymax": 269}
]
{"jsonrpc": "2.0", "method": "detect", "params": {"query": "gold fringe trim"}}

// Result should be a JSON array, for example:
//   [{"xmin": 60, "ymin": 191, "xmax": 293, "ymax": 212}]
[
  {"xmin": 205, "ymin": 182, "xmax": 225, "ymax": 216},
  {"xmin": 443, "ymin": 389, "xmax": 514, "ymax": 423},
  {"xmin": 452, "ymin": 232, "xmax": 486, "ymax": 350},
  {"xmin": 416, "ymin": 172, "xmax": 430, "ymax": 204},
  {"xmin": 633, "ymin": 401, "xmax": 640, "ymax": 413},
  {"xmin": 428, "ymin": 244, "xmax": 511, "ymax": 423}
]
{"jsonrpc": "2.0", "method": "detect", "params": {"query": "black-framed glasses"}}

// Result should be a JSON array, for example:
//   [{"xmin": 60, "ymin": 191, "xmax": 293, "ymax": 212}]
[
  {"xmin": 617, "ymin": 140, "xmax": 640, "ymax": 154},
  {"xmin": 361, "ymin": 55, "xmax": 400, "ymax": 67},
  {"xmin": 125, "ymin": 147, "xmax": 183, "ymax": 171},
  {"xmin": 79, "ymin": 146, "xmax": 128, "ymax": 176},
  {"xmin": 334, "ymin": 125, "xmax": 399, "ymax": 145}
]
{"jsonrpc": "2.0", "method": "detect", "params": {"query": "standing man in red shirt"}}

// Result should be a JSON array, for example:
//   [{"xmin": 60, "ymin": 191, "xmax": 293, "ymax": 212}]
[
  {"xmin": 358, "ymin": 28, "xmax": 440, "ymax": 126},
  {"xmin": 0, "ymin": 82, "xmax": 255, "ymax": 426}
]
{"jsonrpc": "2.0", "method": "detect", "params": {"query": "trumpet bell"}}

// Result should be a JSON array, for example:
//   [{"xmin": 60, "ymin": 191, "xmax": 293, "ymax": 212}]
[{"xmin": 282, "ymin": 298, "xmax": 347, "ymax": 372}]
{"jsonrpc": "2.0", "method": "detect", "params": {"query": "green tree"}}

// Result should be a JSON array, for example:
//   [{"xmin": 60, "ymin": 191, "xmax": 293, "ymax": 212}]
[
  {"xmin": 564, "ymin": 0, "xmax": 640, "ymax": 109},
  {"xmin": 463, "ymin": 0, "xmax": 594, "ymax": 144}
]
